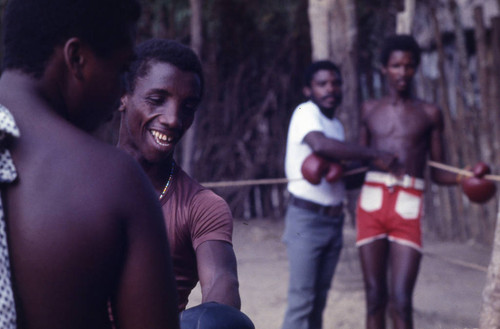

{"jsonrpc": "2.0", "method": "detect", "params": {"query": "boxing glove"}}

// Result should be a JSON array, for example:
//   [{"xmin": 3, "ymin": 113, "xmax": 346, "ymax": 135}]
[
  {"xmin": 472, "ymin": 162, "xmax": 491, "ymax": 178},
  {"xmin": 301, "ymin": 153, "xmax": 328, "ymax": 185},
  {"xmin": 325, "ymin": 162, "xmax": 343, "ymax": 183},
  {"xmin": 461, "ymin": 176, "xmax": 496, "ymax": 204}
]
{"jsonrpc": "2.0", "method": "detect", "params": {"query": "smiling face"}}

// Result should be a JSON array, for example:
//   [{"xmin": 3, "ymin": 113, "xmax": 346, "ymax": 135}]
[
  {"xmin": 382, "ymin": 50, "xmax": 417, "ymax": 94},
  {"xmin": 304, "ymin": 69, "xmax": 342, "ymax": 118},
  {"xmin": 118, "ymin": 61, "xmax": 202, "ymax": 165}
]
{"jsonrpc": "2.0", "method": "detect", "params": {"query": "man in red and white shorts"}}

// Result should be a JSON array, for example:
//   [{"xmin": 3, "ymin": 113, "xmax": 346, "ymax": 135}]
[
  {"xmin": 356, "ymin": 172, "xmax": 425, "ymax": 252},
  {"xmin": 357, "ymin": 35, "xmax": 463, "ymax": 329}
]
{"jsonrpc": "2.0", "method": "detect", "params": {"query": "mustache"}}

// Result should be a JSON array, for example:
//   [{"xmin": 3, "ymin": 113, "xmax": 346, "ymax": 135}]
[{"xmin": 322, "ymin": 94, "xmax": 341, "ymax": 101}]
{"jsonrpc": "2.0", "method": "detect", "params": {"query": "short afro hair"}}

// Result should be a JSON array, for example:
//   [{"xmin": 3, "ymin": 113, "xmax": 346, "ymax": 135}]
[
  {"xmin": 303, "ymin": 60, "xmax": 342, "ymax": 87},
  {"xmin": 123, "ymin": 38, "xmax": 204, "ymax": 96},
  {"xmin": 2, "ymin": 0, "xmax": 141, "ymax": 78},
  {"xmin": 380, "ymin": 34, "xmax": 421, "ymax": 67}
]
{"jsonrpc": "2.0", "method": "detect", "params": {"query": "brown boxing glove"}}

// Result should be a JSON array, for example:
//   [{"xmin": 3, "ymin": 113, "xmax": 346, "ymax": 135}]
[
  {"xmin": 472, "ymin": 161, "xmax": 491, "ymax": 178},
  {"xmin": 461, "ymin": 176, "xmax": 496, "ymax": 203},
  {"xmin": 325, "ymin": 162, "xmax": 343, "ymax": 183},
  {"xmin": 301, "ymin": 153, "xmax": 329, "ymax": 185}
]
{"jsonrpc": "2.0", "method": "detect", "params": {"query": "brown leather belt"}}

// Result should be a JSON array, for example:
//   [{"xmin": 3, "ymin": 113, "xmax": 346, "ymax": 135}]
[{"xmin": 290, "ymin": 195, "xmax": 344, "ymax": 217}]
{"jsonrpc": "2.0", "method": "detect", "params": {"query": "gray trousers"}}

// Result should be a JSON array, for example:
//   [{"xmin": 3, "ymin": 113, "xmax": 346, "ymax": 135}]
[{"xmin": 281, "ymin": 203, "xmax": 344, "ymax": 329}]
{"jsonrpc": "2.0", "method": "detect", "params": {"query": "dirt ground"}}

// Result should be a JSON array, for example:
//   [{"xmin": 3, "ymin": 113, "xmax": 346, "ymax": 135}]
[{"xmin": 187, "ymin": 218, "xmax": 492, "ymax": 329}]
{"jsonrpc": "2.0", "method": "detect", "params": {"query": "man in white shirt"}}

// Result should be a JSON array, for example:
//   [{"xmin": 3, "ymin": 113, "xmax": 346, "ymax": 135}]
[{"xmin": 282, "ymin": 60, "xmax": 396, "ymax": 329}]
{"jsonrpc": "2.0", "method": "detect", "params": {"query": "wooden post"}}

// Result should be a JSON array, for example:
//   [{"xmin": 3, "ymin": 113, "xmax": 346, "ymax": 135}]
[
  {"xmin": 490, "ymin": 17, "xmax": 500, "ymax": 169},
  {"xmin": 480, "ymin": 198, "xmax": 500, "ymax": 328},
  {"xmin": 473, "ymin": 6, "xmax": 495, "ymax": 165},
  {"xmin": 430, "ymin": 3, "xmax": 464, "ymax": 239},
  {"xmin": 396, "ymin": 0, "xmax": 415, "ymax": 34},
  {"xmin": 181, "ymin": 0, "xmax": 203, "ymax": 175},
  {"xmin": 308, "ymin": 0, "xmax": 331, "ymax": 60}
]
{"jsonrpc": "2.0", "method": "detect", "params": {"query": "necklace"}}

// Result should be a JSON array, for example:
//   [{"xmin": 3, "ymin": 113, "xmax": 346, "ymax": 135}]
[{"xmin": 159, "ymin": 161, "xmax": 175, "ymax": 200}]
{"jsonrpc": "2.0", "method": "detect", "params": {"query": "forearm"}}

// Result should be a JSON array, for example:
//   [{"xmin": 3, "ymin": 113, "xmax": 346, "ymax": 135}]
[
  {"xmin": 197, "ymin": 240, "xmax": 241, "ymax": 309},
  {"xmin": 201, "ymin": 273, "xmax": 241, "ymax": 309},
  {"xmin": 430, "ymin": 167, "xmax": 460, "ymax": 186},
  {"xmin": 307, "ymin": 135, "xmax": 378, "ymax": 162}
]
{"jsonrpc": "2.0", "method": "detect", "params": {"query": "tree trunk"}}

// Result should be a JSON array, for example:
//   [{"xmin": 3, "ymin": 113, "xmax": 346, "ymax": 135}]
[
  {"xmin": 490, "ymin": 17, "xmax": 500, "ymax": 170},
  {"xmin": 473, "ymin": 6, "xmax": 494, "ymax": 165},
  {"xmin": 308, "ymin": 0, "xmax": 358, "ymax": 138},
  {"xmin": 308, "ymin": 0, "xmax": 330, "ymax": 60},
  {"xmin": 396, "ymin": 0, "xmax": 415, "ymax": 34},
  {"xmin": 480, "ymin": 199, "xmax": 500, "ymax": 328},
  {"xmin": 181, "ymin": 0, "xmax": 203, "ymax": 175}
]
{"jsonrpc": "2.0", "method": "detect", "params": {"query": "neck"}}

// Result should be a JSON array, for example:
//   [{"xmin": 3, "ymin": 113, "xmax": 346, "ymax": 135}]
[
  {"xmin": 137, "ymin": 155, "xmax": 175, "ymax": 192},
  {"xmin": 386, "ymin": 88, "xmax": 412, "ymax": 105},
  {"xmin": 0, "ymin": 70, "xmax": 68, "ymax": 120}
]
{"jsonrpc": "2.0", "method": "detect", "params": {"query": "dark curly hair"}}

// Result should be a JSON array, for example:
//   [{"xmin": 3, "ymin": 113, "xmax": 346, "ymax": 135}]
[
  {"xmin": 2, "ymin": 0, "xmax": 141, "ymax": 78},
  {"xmin": 379, "ymin": 34, "xmax": 421, "ymax": 67},
  {"xmin": 123, "ymin": 38, "xmax": 204, "ymax": 96},
  {"xmin": 303, "ymin": 60, "xmax": 342, "ymax": 87}
]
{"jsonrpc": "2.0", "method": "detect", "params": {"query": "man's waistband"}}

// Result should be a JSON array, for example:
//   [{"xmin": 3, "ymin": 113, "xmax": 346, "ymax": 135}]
[
  {"xmin": 365, "ymin": 171, "xmax": 425, "ymax": 191},
  {"xmin": 289, "ymin": 195, "xmax": 344, "ymax": 217}
]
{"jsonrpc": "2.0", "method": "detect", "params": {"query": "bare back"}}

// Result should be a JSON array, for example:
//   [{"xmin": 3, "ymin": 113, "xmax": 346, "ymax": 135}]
[
  {"xmin": 360, "ymin": 97, "xmax": 443, "ymax": 178},
  {"xmin": 2, "ymin": 94, "xmax": 178, "ymax": 328}
]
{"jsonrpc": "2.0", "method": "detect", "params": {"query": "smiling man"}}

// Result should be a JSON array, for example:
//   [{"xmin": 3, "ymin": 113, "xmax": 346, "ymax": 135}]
[
  {"xmin": 0, "ymin": 1, "xmax": 179, "ymax": 328},
  {"xmin": 356, "ymin": 34, "xmax": 462, "ymax": 329},
  {"xmin": 281, "ymin": 60, "xmax": 397, "ymax": 329},
  {"xmin": 117, "ymin": 38, "xmax": 254, "ymax": 329}
]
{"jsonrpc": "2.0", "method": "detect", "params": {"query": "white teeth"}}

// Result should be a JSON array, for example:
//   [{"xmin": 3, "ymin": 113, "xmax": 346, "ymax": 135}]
[{"xmin": 150, "ymin": 130, "xmax": 173, "ymax": 145}]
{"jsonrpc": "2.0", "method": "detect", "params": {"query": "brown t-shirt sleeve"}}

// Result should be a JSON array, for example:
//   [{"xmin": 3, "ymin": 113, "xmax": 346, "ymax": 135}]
[{"xmin": 189, "ymin": 189, "xmax": 233, "ymax": 251}]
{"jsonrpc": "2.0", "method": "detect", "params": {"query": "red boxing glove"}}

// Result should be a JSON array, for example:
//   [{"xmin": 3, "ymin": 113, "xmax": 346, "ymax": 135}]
[
  {"xmin": 461, "ymin": 177, "xmax": 496, "ymax": 204},
  {"xmin": 301, "ymin": 153, "xmax": 343, "ymax": 185},
  {"xmin": 301, "ymin": 153, "xmax": 328, "ymax": 185},
  {"xmin": 325, "ymin": 162, "xmax": 343, "ymax": 183},
  {"xmin": 471, "ymin": 161, "xmax": 491, "ymax": 178}
]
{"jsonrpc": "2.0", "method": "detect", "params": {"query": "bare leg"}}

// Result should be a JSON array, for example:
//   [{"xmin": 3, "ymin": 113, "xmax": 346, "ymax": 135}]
[
  {"xmin": 388, "ymin": 242, "xmax": 421, "ymax": 329},
  {"xmin": 359, "ymin": 239, "xmax": 390, "ymax": 329}
]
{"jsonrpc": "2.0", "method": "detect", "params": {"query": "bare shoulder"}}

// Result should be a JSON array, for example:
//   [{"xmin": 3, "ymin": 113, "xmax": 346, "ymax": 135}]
[
  {"xmin": 71, "ymin": 134, "xmax": 157, "ymax": 213},
  {"xmin": 360, "ymin": 98, "xmax": 381, "ymax": 119},
  {"xmin": 23, "ymin": 128, "xmax": 158, "ymax": 222},
  {"xmin": 417, "ymin": 99, "xmax": 443, "ymax": 126}
]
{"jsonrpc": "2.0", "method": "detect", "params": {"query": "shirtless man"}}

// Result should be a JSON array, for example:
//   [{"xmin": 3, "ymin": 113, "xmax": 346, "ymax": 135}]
[
  {"xmin": 356, "ymin": 34, "xmax": 460, "ymax": 329},
  {"xmin": 118, "ymin": 38, "xmax": 253, "ymax": 329},
  {"xmin": 0, "ymin": 1, "xmax": 178, "ymax": 328}
]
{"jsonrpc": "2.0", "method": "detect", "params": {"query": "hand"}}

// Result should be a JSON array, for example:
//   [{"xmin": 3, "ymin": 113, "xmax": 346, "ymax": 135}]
[{"xmin": 372, "ymin": 150, "xmax": 401, "ymax": 175}]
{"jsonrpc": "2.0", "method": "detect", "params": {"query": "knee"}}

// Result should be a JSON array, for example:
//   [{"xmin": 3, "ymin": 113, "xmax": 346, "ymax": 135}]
[
  {"xmin": 389, "ymin": 292, "xmax": 413, "ymax": 318},
  {"xmin": 365, "ymin": 285, "xmax": 388, "ymax": 315}
]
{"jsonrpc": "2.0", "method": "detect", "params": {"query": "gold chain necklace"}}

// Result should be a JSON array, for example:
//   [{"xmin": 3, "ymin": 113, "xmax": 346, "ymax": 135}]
[{"xmin": 159, "ymin": 161, "xmax": 175, "ymax": 200}]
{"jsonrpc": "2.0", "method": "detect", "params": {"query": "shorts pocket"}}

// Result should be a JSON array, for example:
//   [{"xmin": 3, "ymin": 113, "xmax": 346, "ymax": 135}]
[
  {"xmin": 360, "ymin": 185, "xmax": 383, "ymax": 212},
  {"xmin": 395, "ymin": 190, "xmax": 421, "ymax": 220}
]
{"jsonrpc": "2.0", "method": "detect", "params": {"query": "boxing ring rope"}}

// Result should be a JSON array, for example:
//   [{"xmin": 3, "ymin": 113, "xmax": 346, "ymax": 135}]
[
  {"xmin": 427, "ymin": 160, "xmax": 500, "ymax": 182},
  {"xmin": 199, "ymin": 167, "xmax": 369, "ymax": 188},
  {"xmin": 200, "ymin": 161, "xmax": 500, "ymax": 188},
  {"xmin": 199, "ymin": 161, "xmax": 496, "ymax": 273}
]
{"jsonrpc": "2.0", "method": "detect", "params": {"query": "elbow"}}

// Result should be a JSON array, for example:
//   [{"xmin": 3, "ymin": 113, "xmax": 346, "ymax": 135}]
[
  {"xmin": 201, "ymin": 274, "xmax": 241, "ymax": 309},
  {"xmin": 307, "ymin": 140, "xmax": 323, "ymax": 154}
]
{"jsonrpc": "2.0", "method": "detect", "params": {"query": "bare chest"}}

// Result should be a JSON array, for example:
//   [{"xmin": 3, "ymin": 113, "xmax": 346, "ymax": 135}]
[{"xmin": 366, "ymin": 105, "xmax": 432, "ymax": 143}]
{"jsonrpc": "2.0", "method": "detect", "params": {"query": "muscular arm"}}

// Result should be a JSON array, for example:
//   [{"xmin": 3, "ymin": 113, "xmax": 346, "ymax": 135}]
[
  {"xmin": 304, "ymin": 131, "xmax": 378, "ymax": 161},
  {"xmin": 427, "ymin": 106, "xmax": 459, "ymax": 185},
  {"xmin": 113, "ymin": 159, "xmax": 179, "ymax": 329},
  {"xmin": 196, "ymin": 240, "xmax": 241, "ymax": 309},
  {"xmin": 304, "ymin": 131, "xmax": 397, "ymax": 172}
]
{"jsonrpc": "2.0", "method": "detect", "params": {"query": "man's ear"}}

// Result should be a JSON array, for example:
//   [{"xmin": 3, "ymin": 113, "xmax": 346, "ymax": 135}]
[
  {"xmin": 63, "ymin": 37, "xmax": 86, "ymax": 81},
  {"xmin": 119, "ymin": 95, "xmax": 128, "ymax": 112},
  {"xmin": 303, "ymin": 86, "xmax": 311, "ymax": 98}
]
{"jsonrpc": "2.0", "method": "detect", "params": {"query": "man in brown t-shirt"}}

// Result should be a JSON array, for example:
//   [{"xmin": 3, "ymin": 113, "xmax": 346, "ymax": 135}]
[{"xmin": 117, "ymin": 38, "xmax": 254, "ymax": 329}]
